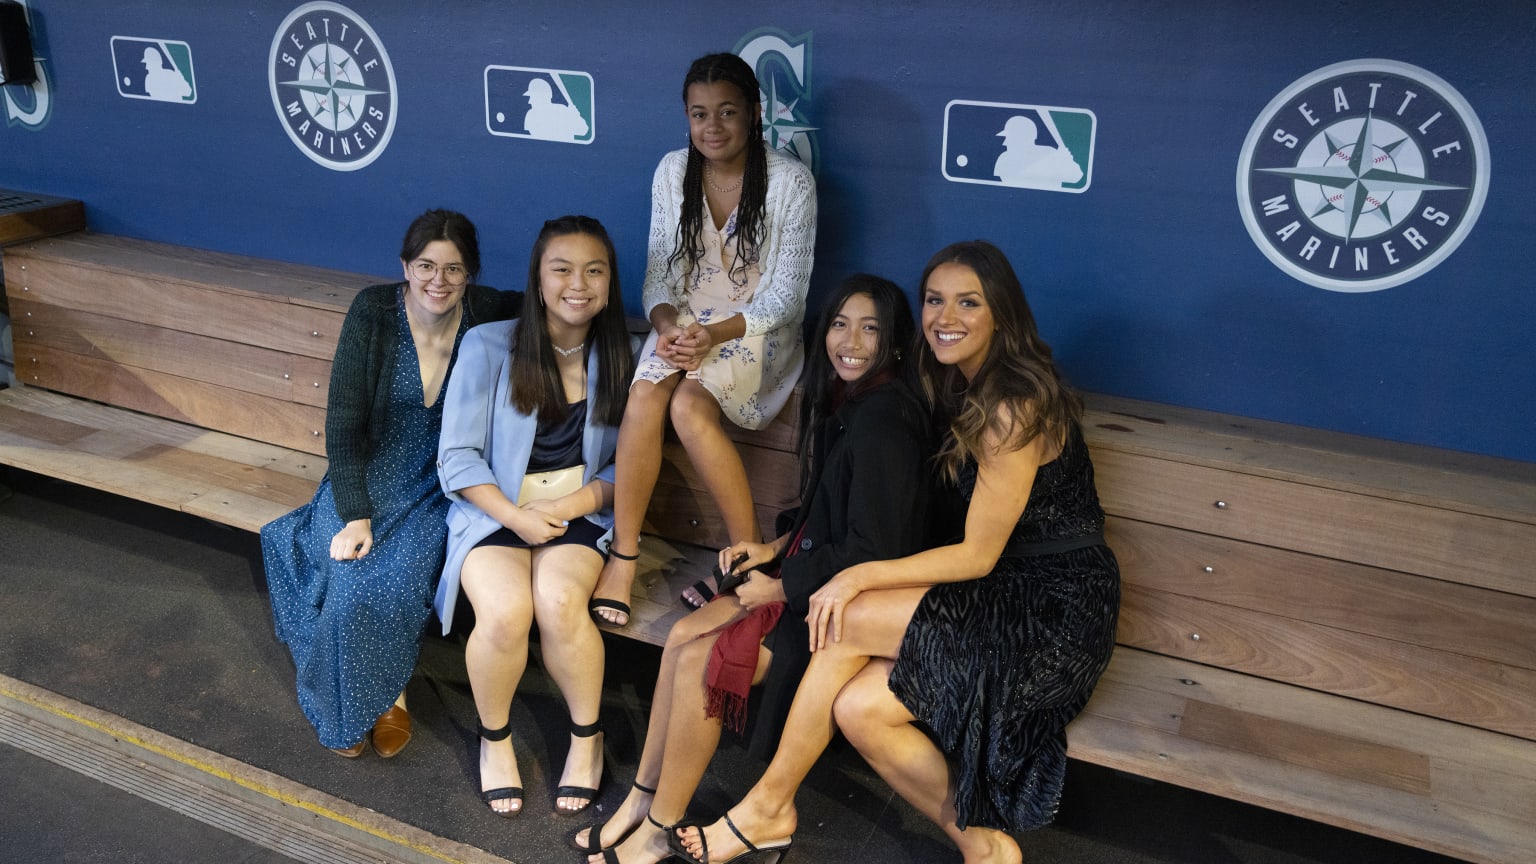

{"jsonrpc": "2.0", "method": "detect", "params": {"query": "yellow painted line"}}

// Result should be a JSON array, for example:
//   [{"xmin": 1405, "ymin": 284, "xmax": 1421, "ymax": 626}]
[{"xmin": 0, "ymin": 679, "xmax": 474, "ymax": 864}]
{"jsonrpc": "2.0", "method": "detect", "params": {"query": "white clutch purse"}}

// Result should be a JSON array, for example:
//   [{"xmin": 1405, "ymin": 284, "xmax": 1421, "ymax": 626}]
[{"xmin": 516, "ymin": 464, "xmax": 586, "ymax": 504}]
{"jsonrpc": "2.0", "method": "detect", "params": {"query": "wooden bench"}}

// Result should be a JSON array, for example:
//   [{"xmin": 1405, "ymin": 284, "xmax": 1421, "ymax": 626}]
[
  {"xmin": 1073, "ymin": 397, "xmax": 1535, "ymax": 864},
  {"xmin": 0, "ymin": 230, "xmax": 782, "ymax": 644},
  {"xmin": 2, "ymin": 232, "xmax": 1532, "ymax": 863}
]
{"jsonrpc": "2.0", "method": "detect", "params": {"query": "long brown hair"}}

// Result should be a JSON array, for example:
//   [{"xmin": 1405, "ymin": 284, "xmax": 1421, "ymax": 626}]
[
  {"xmin": 670, "ymin": 53, "xmax": 768, "ymax": 284},
  {"xmin": 917, "ymin": 241, "xmax": 1081, "ymax": 482},
  {"xmin": 511, "ymin": 216, "xmax": 634, "ymax": 426}
]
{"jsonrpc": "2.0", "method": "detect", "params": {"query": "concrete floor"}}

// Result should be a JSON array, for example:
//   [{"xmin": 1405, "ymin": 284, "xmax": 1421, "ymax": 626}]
[{"xmin": 0, "ymin": 467, "xmax": 1466, "ymax": 863}]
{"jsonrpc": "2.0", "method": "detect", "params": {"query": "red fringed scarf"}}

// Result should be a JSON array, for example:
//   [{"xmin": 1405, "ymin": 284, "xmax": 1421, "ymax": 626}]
[{"xmin": 702, "ymin": 527, "xmax": 803, "ymax": 733}]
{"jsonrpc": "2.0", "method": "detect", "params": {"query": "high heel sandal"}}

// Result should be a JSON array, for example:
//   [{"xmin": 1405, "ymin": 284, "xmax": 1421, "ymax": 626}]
[
  {"xmin": 589, "ymin": 545, "xmax": 638, "ymax": 626},
  {"xmin": 592, "ymin": 812, "xmax": 674, "ymax": 864},
  {"xmin": 568, "ymin": 781, "xmax": 657, "ymax": 854},
  {"xmin": 554, "ymin": 720, "xmax": 605, "ymax": 815},
  {"xmin": 476, "ymin": 720, "xmax": 522, "ymax": 818},
  {"xmin": 682, "ymin": 552, "xmax": 749, "ymax": 610},
  {"xmin": 668, "ymin": 813, "xmax": 793, "ymax": 864}
]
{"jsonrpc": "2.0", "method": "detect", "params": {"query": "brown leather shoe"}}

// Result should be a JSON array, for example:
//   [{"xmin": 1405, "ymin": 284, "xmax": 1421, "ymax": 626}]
[
  {"xmin": 372, "ymin": 705, "xmax": 411, "ymax": 758},
  {"xmin": 330, "ymin": 737, "xmax": 367, "ymax": 758}
]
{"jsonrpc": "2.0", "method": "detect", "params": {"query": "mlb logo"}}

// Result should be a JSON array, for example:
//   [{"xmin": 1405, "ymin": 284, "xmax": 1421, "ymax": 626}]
[
  {"xmin": 111, "ymin": 37, "xmax": 195, "ymax": 104},
  {"xmin": 942, "ymin": 100, "xmax": 1094, "ymax": 192},
  {"xmin": 485, "ymin": 66, "xmax": 594, "ymax": 144}
]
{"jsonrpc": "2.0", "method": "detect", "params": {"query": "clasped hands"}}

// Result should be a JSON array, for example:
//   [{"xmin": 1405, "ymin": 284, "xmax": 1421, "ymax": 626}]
[
  {"xmin": 508, "ymin": 497, "xmax": 571, "ymax": 546},
  {"xmin": 654, "ymin": 322, "xmax": 715, "ymax": 372}
]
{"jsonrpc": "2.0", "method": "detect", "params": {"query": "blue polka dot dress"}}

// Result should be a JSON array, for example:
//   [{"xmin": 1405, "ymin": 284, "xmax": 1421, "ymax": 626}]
[{"xmin": 261, "ymin": 303, "xmax": 457, "ymax": 749}]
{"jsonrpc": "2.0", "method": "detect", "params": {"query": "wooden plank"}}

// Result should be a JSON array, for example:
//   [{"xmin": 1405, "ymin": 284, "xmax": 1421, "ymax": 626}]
[
  {"xmin": 658, "ymin": 438, "xmax": 800, "ymax": 511},
  {"xmin": 0, "ymin": 191, "xmax": 85, "ymax": 246},
  {"xmin": 0, "ymin": 387, "xmax": 320, "ymax": 529},
  {"xmin": 1093, "ymin": 448, "xmax": 1534, "ymax": 597},
  {"xmin": 11, "ymin": 298, "xmax": 311, "ymax": 404},
  {"xmin": 1084, "ymin": 392, "xmax": 1536, "ymax": 525},
  {"xmin": 290, "ymin": 355, "xmax": 333, "ymax": 408},
  {"xmin": 1107, "ymin": 517, "xmax": 1536, "ymax": 671},
  {"xmin": 1069, "ymin": 706, "xmax": 1534, "ymax": 864},
  {"xmin": 18, "ymin": 343, "xmax": 327, "ymax": 455},
  {"xmin": 1116, "ymin": 584, "xmax": 1536, "ymax": 740},
  {"xmin": 11, "ymin": 258, "xmax": 346, "ymax": 360},
  {"xmin": 1074, "ymin": 649, "xmax": 1536, "ymax": 863},
  {"xmin": 5, "ymin": 232, "xmax": 376, "ymax": 310},
  {"xmin": 1177, "ymin": 699, "xmax": 1428, "ymax": 794},
  {"xmin": 643, "ymin": 479, "xmax": 783, "ymax": 550}
]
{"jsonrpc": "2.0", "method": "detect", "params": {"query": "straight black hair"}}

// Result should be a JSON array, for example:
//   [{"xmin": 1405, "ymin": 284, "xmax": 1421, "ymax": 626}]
[
  {"xmin": 511, "ymin": 215, "xmax": 634, "ymax": 426},
  {"xmin": 796, "ymin": 274, "xmax": 915, "ymax": 496}
]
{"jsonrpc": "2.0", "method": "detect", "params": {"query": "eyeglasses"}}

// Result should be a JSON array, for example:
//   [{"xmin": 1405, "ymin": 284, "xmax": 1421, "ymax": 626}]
[{"xmin": 410, "ymin": 260, "xmax": 469, "ymax": 285}]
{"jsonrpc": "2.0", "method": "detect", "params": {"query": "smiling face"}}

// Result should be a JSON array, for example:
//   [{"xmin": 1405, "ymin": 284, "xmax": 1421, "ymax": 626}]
[
  {"xmin": 922, "ymin": 262, "xmax": 996, "ymax": 381},
  {"xmin": 686, "ymin": 80, "xmax": 755, "ymax": 169},
  {"xmin": 401, "ymin": 239, "xmax": 468, "ymax": 322},
  {"xmin": 538, "ymin": 232, "xmax": 610, "ymax": 336},
  {"xmin": 824, "ymin": 292, "xmax": 882, "ymax": 384}
]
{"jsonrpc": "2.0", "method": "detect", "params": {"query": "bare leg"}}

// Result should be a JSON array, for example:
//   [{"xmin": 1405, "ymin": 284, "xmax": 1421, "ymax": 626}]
[
  {"xmin": 676, "ymin": 587, "xmax": 928, "ymax": 862},
  {"xmin": 460, "ymin": 545, "xmax": 535, "ymax": 815},
  {"xmin": 671, "ymin": 379, "xmax": 759, "ymax": 545},
  {"xmin": 577, "ymin": 598, "xmax": 748, "ymax": 859},
  {"xmin": 597, "ymin": 616, "xmax": 774, "ymax": 864},
  {"xmin": 593, "ymin": 377, "xmax": 681, "ymax": 625},
  {"xmin": 529, "ymin": 544, "xmax": 606, "ymax": 813},
  {"xmin": 836, "ymin": 661, "xmax": 1022, "ymax": 864}
]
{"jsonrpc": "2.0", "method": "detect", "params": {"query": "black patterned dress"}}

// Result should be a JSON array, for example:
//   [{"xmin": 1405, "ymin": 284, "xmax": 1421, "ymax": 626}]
[{"xmin": 887, "ymin": 421, "xmax": 1120, "ymax": 832}]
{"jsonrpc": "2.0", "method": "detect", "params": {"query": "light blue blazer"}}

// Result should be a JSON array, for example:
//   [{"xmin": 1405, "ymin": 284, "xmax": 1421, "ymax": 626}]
[{"xmin": 434, "ymin": 319, "xmax": 619, "ymax": 634}]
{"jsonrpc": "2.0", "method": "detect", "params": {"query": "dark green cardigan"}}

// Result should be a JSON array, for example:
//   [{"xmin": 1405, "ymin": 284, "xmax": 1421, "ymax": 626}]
[{"xmin": 325, "ymin": 282, "xmax": 521, "ymax": 523}]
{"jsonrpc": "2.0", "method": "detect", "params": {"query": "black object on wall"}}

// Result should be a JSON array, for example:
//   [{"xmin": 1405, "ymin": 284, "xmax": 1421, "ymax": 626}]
[{"xmin": 0, "ymin": 1, "xmax": 36, "ymax": 86}]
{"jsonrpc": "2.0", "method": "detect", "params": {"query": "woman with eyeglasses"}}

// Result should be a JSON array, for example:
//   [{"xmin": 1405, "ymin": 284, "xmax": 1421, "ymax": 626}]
[{"xmin": 262, "ymin": 209, "xmax": 521, "ymax": 759}]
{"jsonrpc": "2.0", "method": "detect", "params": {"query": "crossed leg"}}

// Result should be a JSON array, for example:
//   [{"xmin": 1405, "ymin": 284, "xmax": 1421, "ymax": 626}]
[
  {"xmin": 674, "ymin": 586, "xmax": 927, "ymax": 862},
  {"xmin": 835, "ymin": 661, "xmax": 1023, "ymax": 864},
  {"xmin": 579, "ymin": 597, "xmax": 775, "ymax": 863}
]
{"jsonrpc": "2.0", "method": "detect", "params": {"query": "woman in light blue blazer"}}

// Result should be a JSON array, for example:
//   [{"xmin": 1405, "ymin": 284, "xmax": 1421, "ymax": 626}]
[{"xmin": 436, "ymin": 216, "xmax": 635, "ymax": 819}]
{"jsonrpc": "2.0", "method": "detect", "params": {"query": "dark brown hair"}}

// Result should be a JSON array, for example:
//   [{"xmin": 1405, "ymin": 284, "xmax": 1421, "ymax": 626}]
[
  {"xmin": 916, "ymin": 241, "xmax": 1081, "ymax": 481},
  {"xmin": 399, "ymin": 209, "xmax": 480, "ymax": 280}
]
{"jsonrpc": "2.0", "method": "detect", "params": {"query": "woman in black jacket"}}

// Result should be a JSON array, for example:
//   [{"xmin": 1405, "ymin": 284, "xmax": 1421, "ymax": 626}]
[{"xmin": 574, "ymin": 274, "xmax": 932, "ymax": 864}]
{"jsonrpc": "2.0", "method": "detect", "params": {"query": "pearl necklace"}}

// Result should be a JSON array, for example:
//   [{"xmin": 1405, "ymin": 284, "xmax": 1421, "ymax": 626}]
[
  {"xmin": 705, "ymin": 161, "xmax": 743, "ymax": 194},
  {"xmin": 552, "ymin": 342, "xmax": 585, "ymax": 358}
]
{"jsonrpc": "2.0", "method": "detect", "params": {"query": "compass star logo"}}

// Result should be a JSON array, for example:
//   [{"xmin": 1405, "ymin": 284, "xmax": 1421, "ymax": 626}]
[
  {"xmin": 268, "ymin": 2, "xmax": 396, "ymax": 171},
  {"xmin": 1236, "ymin": 60, "xmax": 1488, "ymax": 292},
  {"xmin": 737, "ymin": 29, "xmax": 818, "ymax": 170}
]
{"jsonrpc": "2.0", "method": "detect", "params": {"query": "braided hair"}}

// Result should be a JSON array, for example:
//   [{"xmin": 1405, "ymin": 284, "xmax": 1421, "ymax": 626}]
[{"xmin": 670, "ymin": 52, "xmax": 768, "ymax": 285}]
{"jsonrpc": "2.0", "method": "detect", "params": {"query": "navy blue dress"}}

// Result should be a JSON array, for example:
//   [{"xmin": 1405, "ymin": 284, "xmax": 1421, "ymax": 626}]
[
  {"xmin": 888, "ymin": 422, "xmax": 1120, "ymax": 832},
  {"xmin": 261, "ymin": 303, "xmax": 457, "ymax": 749}
]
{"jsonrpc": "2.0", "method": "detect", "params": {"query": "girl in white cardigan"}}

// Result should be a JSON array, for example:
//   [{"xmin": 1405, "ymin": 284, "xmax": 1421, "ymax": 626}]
[{"xmin": 591, "ymin": 52, "xmax": 817, "ymax": 628}]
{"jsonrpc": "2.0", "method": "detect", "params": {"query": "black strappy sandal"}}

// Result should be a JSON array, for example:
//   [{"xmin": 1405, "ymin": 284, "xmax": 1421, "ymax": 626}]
[
  {"xmin": 682, "ymin": 551, "xmax": 750, "ymax": 610},
  {"xmin": 476, "ymin": 720, "xmax": 522, "ymax": 818},
  {"xmin": 590, "ymin": 545, "xmax": 638, "ymax": 626},
  {"xmin": 568, "ymin": 781, "xmax": 658, "ymax": 854},
  {"xmin": 594, "ymin": 812, "xmax": 674, "ymax": 863},
  {"xmin": 554, "ymin": 720, "xmax": 605, "ymax": 816},
  {"xmin": 668, "ymin": 813, "xmax": 794, "ymax": 864}
]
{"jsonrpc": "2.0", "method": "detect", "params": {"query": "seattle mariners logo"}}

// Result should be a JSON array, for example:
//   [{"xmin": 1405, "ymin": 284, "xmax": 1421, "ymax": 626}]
[
  {"xmin": 1237, "ymin": 60, "xmax": 1489, "ymax": 292},
  {"xmin": 2, "ymin": 0, "xmax": 51, "ymax": 131},
  {"xmin": 737, "ymin": 29, "xmax": 817, "ymax": 170},
  {"xmin": 268, "ymin": 2, "xmax": 396, "ymax": 171}
]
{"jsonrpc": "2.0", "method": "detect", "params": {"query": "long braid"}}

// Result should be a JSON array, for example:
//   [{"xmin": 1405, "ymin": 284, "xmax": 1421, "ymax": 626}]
[{"xmin": 667, "ymin": 53, "xmax": 769, "ymax": 284}]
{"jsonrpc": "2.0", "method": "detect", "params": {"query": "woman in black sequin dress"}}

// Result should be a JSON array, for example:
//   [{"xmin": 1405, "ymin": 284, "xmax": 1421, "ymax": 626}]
[{"xmin": 674, "ymin": 241, "xmax": 1119, "ymax": 864}]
